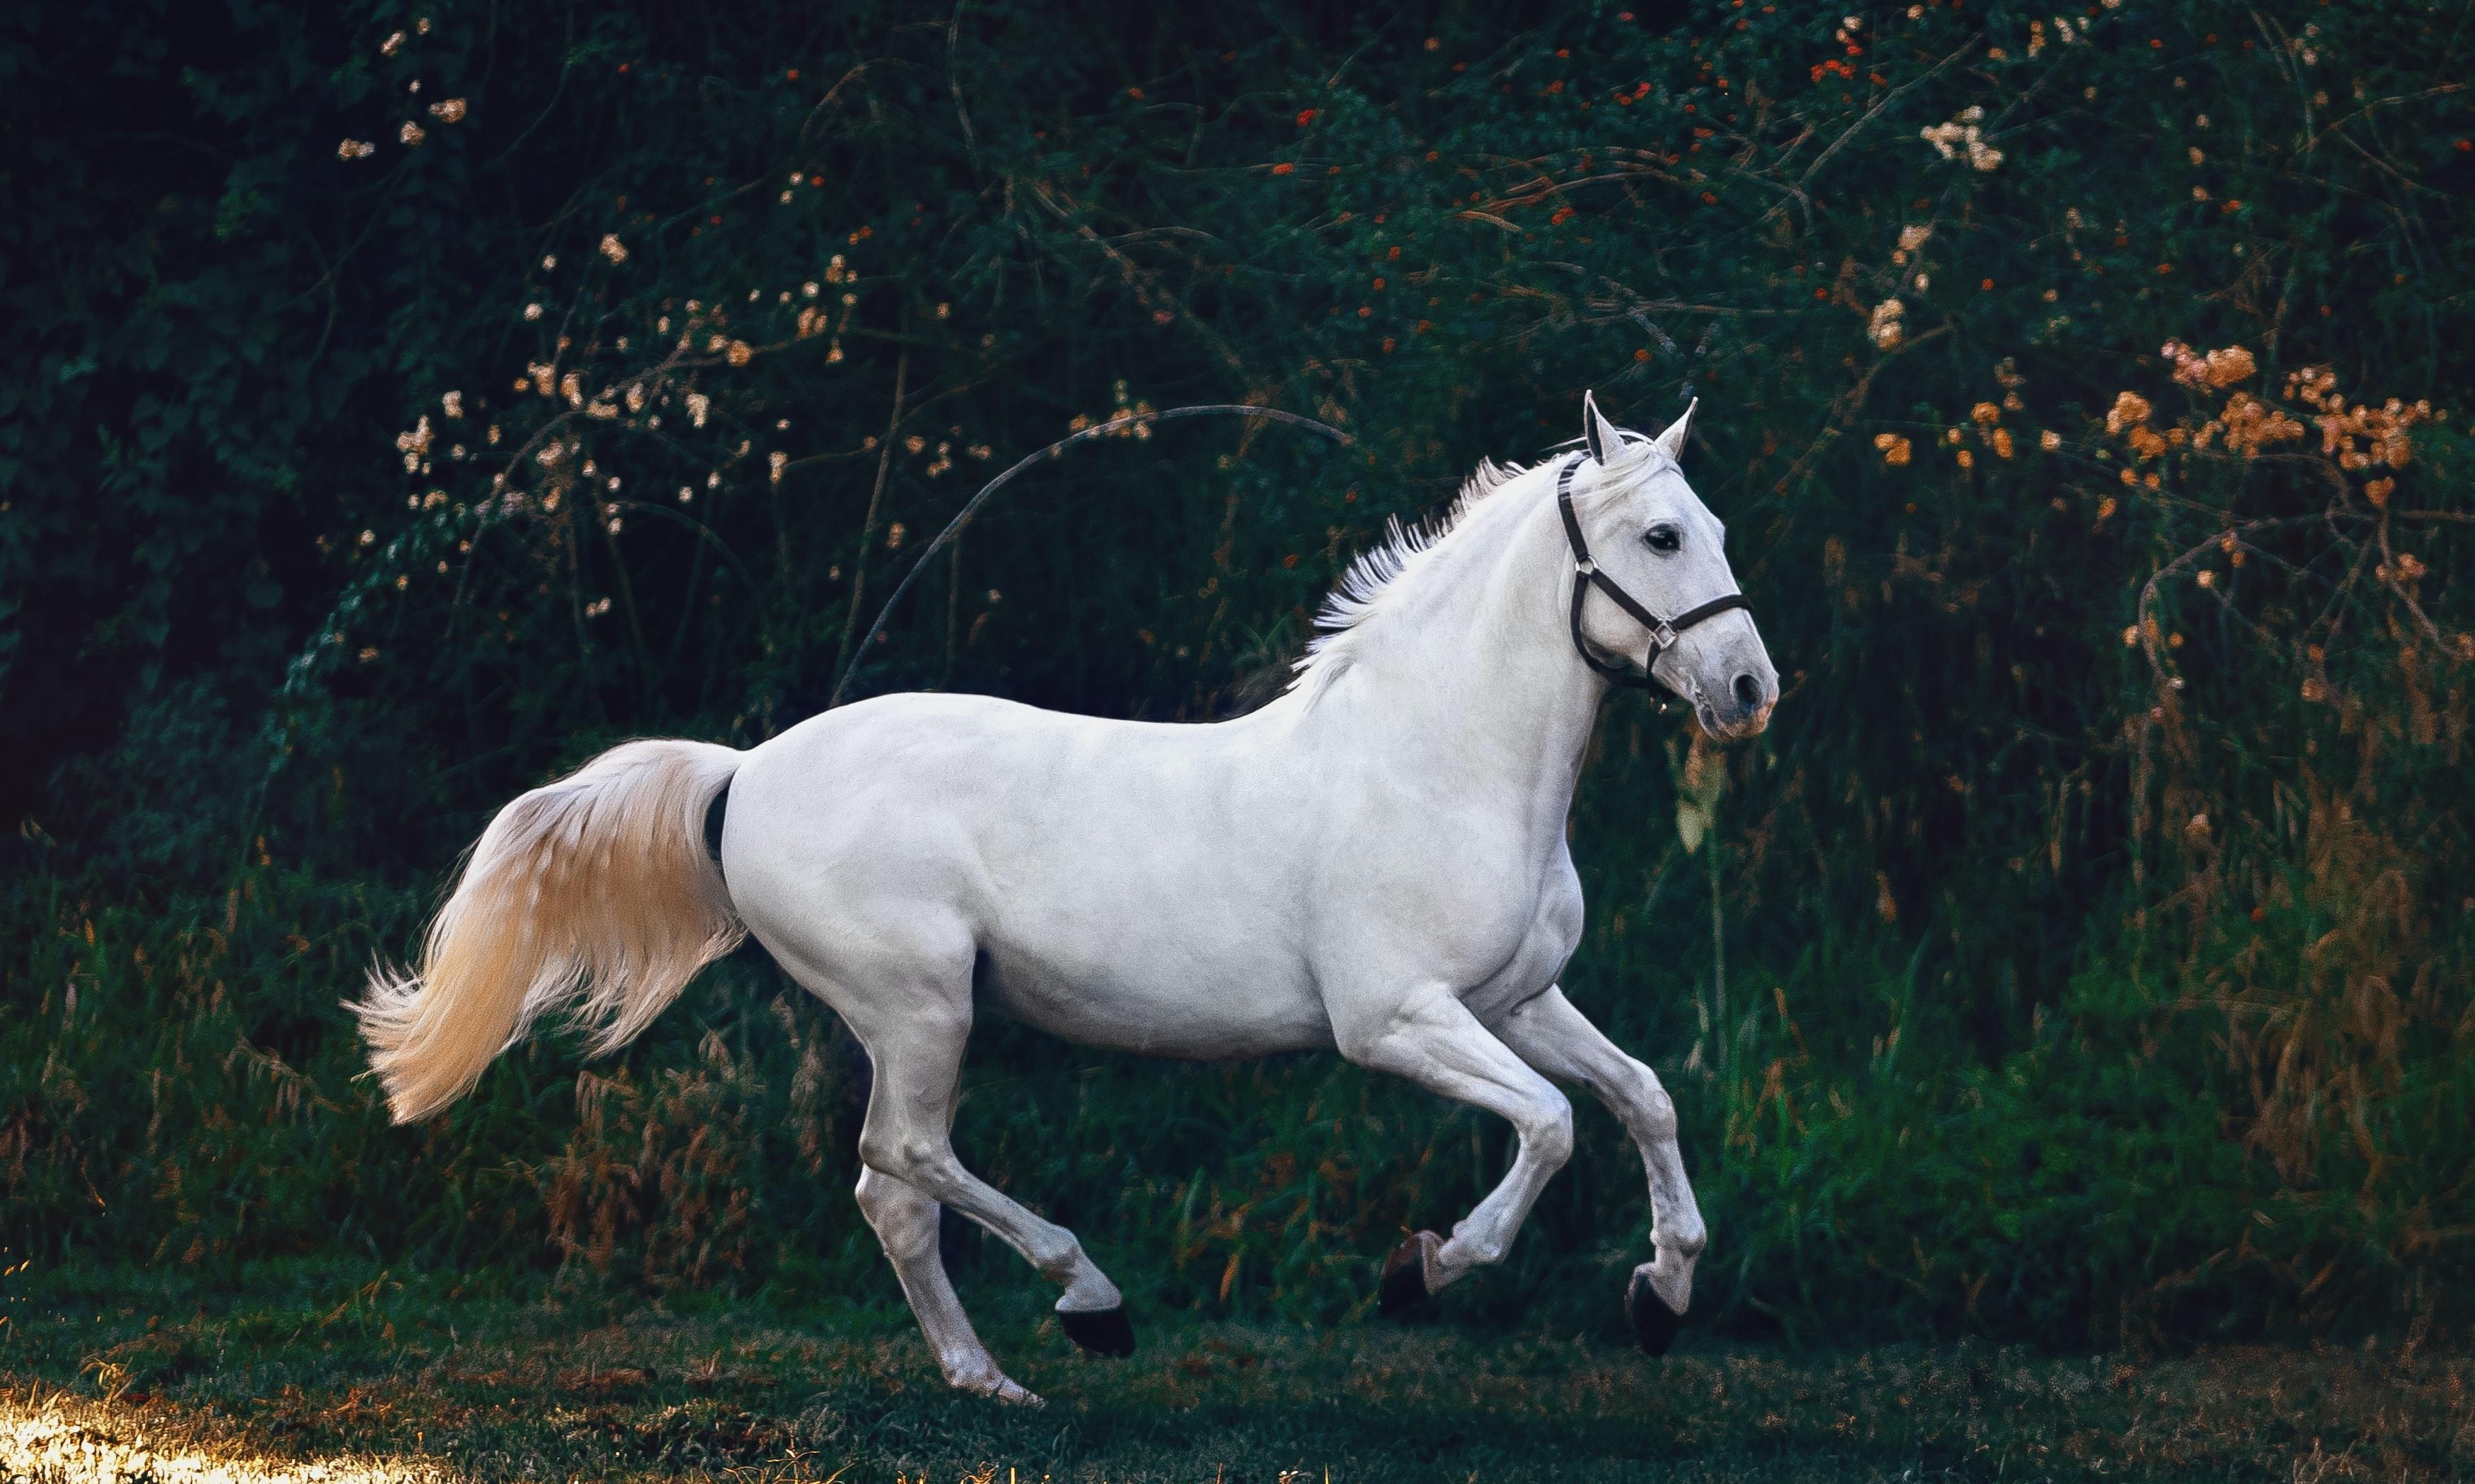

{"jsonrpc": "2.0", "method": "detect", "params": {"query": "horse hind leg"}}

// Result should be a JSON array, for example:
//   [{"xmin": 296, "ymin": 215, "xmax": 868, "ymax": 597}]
[
  {"xmin": 853, "ymin": 1167, "xmax": 1038, "ymax": 1405},
  {"xmin": 842, "ymin": 975, "xmax": 1135, "ymax": 1362},
  {"xmin": 840, "ymin": 1037, "xmax": 980, "ymax": 1280}
]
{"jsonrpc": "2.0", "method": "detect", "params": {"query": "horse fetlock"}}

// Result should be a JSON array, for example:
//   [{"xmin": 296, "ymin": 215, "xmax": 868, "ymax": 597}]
[
  {"xmin": 1436, "ymin": 1227, "xmax": 1508, "ymax": 1280},
  {"xmin": 1654, "ymin": 1218, "xmax": 1707, "ymax": 1261},
  {"xmin": 1031, "ymin": 1227, "xmax": 1122, "ymax": 1312},
  {"xmin": 944, "ymin": 1357, "xmax": 1042, "ymax": 1407},
  {"xmin": 1638, "ymin": 1245, "xmax": 1696, "ymax": 1315},
  {"xmin": 1055, "ymin": 1268, "xmax": 1122, "ymax": 1313}
]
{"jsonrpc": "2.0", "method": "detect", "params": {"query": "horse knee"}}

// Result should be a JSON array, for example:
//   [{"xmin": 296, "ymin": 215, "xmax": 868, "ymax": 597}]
[
  {"xmin": 1635, "ymin": 1080, "xmax": 1678, "ymax": 1143},
  {"xmin": 1524, "ymin": 1092, "xmax": 1576, "ymax": 1169},
  {"xmin": 1601, "ymin": 1056, "xmax": 1676, "ymax": 1142}
]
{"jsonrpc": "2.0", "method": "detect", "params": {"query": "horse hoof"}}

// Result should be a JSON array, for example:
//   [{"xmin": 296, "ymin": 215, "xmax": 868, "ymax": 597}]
[
  {"xmin": 1625, "ymin": 1267, "xmax": 1685, "ymax": 1355},
  {"xmin": 1380, "ymin": 1231, "xmax": 1442, "ymax": 1316},
  {"xmin": 1059, "ymin": 1304, "xmax": 1136, "ymax": 1358}
]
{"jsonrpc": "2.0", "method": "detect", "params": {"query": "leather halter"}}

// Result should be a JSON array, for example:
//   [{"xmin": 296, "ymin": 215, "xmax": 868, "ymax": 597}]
[{"xmin": 1554, "ymin": 452, "xmax": 1752, "ymax": 692}]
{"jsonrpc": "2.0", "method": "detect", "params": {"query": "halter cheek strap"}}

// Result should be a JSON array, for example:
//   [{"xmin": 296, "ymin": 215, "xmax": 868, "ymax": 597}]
[{"xmin": 1555, "ymin": 453, "xmax": 1752, "ymax": 691}]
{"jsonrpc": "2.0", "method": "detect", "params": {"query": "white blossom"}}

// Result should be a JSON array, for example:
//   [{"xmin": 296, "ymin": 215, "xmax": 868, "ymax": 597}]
[{"xmin": 1920, "ymin": 115, "xmax": 2001, "ymax": 171}]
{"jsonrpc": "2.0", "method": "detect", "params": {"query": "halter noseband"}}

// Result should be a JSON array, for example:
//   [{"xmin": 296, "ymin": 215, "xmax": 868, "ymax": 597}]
[{"xmin": 1554, "ymin": 452, "xmax": 1752, "ymax": 693}]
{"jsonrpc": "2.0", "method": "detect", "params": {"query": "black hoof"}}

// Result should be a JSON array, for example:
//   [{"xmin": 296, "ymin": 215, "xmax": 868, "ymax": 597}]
[
  {"xmin": 1059, "ymin": 1305, "xmax": 1136, "ymax": 1358},
  {"xmin": 1380, "ymin": 1232, "xmax": 1441, "ymax": 1316},
  {"xmin": 1625, "ymin": 1268, "xmax": 1685, "ymax": 1355}
]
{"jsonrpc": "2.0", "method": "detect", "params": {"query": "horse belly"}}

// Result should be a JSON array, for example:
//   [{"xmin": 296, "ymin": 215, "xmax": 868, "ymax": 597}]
[{"xmin": 976, "ymin": 909, "xmax": 1331, "ymax": 1059}]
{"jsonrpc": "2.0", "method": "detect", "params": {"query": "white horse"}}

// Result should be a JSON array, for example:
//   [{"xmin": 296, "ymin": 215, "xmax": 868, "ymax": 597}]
[{"xmin": 355, "ymin": 393, "xmax": 1777, "ymax": 1405}]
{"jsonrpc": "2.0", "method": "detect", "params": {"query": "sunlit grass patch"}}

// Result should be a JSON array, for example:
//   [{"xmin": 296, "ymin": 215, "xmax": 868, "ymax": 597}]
[{"xmin": 1, "ymin": 1389, "xmax": 447, "ymax": 1484}]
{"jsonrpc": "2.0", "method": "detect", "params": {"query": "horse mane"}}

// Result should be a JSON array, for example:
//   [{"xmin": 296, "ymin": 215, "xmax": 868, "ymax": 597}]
[
  {"xmin": 1288, "ymin": 435, "xmax": 1671, "ymax": 699},
  {"xmin": 1286, "ymin": 457, "xmax": 1525, "ymax": 695}
]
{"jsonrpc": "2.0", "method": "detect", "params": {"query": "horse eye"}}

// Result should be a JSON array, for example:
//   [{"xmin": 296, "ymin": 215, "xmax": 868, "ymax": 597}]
[{"xmin": 1643, "ymin": 524, "xmax": 1681, "ymax": 553}]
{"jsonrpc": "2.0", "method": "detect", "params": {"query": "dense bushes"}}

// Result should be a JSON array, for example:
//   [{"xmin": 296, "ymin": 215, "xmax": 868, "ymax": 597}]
[{"xmin": 4, "ymin": 0, "xmax": 2470, "ymax": 1345}]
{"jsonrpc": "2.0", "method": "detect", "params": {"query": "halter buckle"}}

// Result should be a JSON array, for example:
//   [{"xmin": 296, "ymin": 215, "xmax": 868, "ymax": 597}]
[
  {"xmin": 1575, "ymin": 558, "xmax": 1595, "ymax": 577},
  {"xmin": 1652, "ymin": 621, "xmax": 1678, "ymax": 650}
]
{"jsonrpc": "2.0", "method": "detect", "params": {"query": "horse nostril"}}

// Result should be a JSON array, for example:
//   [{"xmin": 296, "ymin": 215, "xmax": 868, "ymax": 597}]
[{"xmin": 1732, "ymin": 673, "xmax": 1763, "ymax": 716}]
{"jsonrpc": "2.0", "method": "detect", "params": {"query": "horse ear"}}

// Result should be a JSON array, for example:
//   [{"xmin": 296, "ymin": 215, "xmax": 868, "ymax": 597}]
[
  {"xmin": 1582, "ymin": 389, "xmax": 1623, "ymax": 466},
  {"xmin": 1654, "ymin": 397, "xmax": 1698, "ymax": 461}
]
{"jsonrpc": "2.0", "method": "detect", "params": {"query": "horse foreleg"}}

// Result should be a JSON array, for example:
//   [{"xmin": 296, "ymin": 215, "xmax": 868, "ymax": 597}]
[
  {"xmin": 1495, "ymin": 987, "xmax": 1705, "ymax": 1353},
  {"xmin": 1335, "ymin": 988, "xmax": 1575, "ymax": 1307}
]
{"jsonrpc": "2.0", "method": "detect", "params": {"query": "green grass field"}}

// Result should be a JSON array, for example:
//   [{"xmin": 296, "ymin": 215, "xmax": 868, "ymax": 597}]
[{"xmin": 4, "ymin": 1262, "xmax": 2467, "ymax": 1484}]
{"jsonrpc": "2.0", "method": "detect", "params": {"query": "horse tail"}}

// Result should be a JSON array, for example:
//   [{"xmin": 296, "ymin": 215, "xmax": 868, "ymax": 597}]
[{"xmin": 353, "ymin": 738, "xmax": 746, "ymax": 1124}]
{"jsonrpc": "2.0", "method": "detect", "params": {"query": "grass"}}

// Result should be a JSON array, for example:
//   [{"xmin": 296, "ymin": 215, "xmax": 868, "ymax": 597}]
[{"xmin": 4, "ymin": 1262, "xmax": 2469, "ymax": 1483}]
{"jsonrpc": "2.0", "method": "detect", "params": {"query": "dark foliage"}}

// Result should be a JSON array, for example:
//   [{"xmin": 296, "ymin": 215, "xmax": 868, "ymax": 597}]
[{"xmin": 4, "ymin": 0, "xmax": 2471, "ymax": 1348}]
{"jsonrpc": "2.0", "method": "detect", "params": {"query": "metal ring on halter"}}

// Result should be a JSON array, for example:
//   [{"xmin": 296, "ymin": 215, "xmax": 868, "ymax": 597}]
[{"xmin": 1553, "ymin": 453, "xmax": 1752, "ymax": 692}]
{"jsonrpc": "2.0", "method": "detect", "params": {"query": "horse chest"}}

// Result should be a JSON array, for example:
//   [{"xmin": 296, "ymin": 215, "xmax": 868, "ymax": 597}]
[
  {"xmin": 1452, "ymin": 856, "xmax": 1585, "ymax": 1019},
  {"xmin": 1327, "ymin": 832, "xmax": 1582, "ymax": 1013}
]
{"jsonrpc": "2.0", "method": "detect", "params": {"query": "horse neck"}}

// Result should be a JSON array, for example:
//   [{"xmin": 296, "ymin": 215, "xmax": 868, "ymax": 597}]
[{"xmin": 1300, "ymin": 471, "xmax": 1606, "ymax": 834}]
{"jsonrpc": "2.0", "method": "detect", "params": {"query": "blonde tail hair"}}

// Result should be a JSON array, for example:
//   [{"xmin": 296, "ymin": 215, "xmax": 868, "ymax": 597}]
[{"xmin": 353, "ymin": 738, "xmax": 746, "ymax": 1123}]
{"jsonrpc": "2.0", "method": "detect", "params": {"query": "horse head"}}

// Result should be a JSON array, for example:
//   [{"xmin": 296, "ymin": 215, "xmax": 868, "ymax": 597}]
[{"xmin": 1566, "ymin": 392, "xmax": 1778, "ymax": 741}]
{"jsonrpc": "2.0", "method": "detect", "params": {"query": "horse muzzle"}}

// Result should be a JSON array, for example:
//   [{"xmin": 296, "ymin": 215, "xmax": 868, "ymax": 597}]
[{"xmin": 1688, "ymin": 661, "xmax": 1777, "ymax": 742}]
